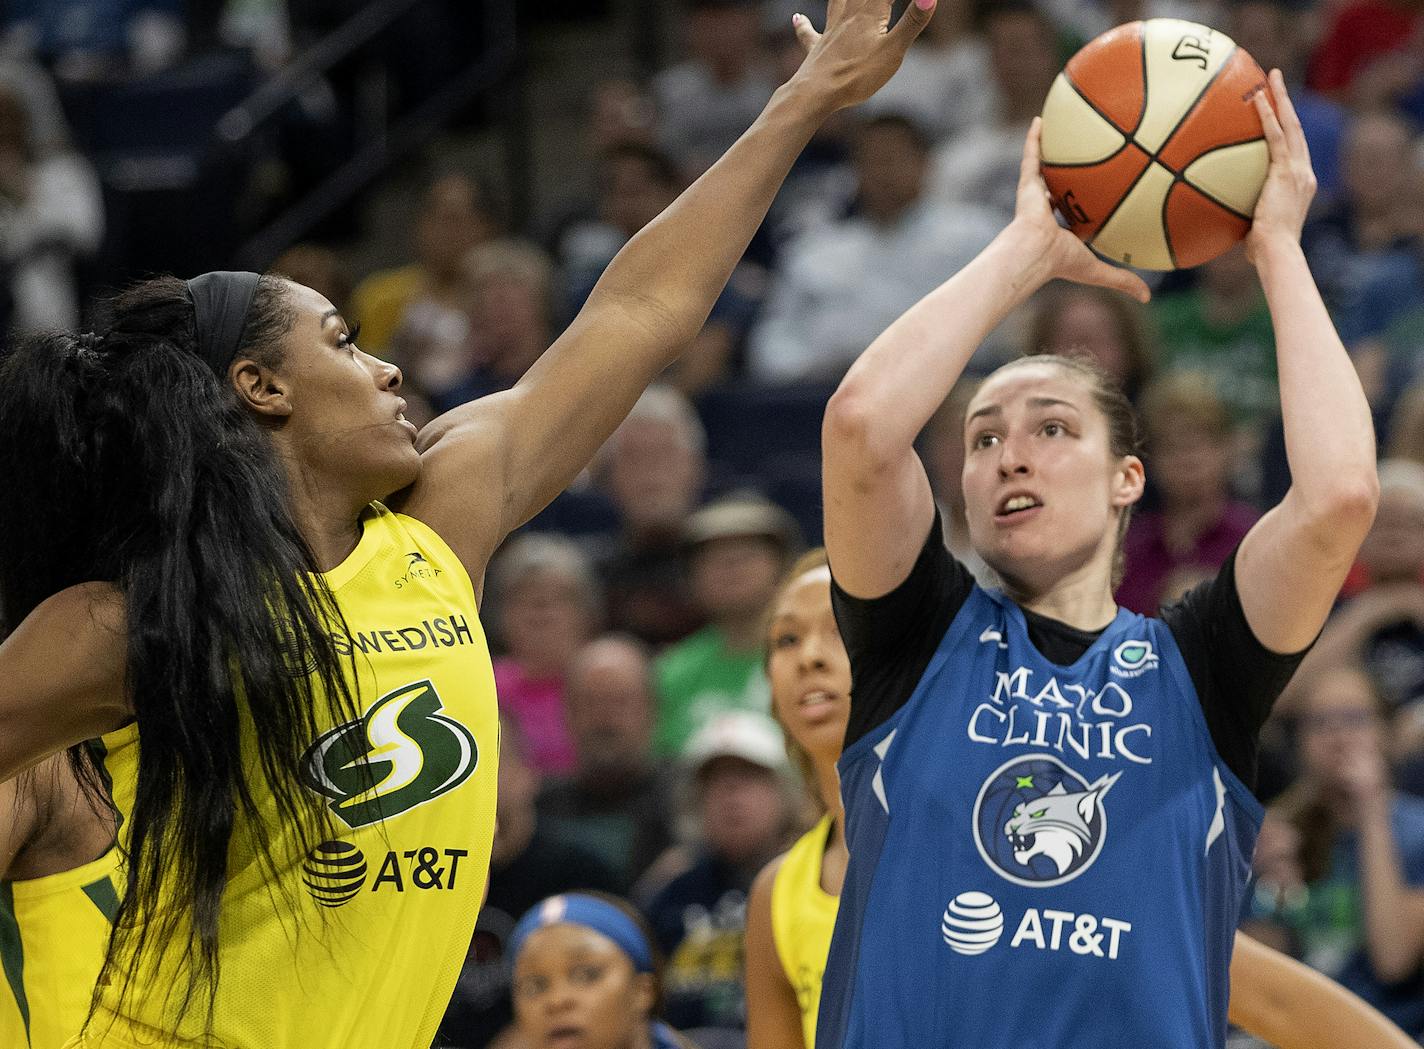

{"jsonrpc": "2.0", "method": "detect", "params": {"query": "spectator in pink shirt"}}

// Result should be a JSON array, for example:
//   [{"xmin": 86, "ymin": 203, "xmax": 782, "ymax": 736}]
[
  {"xmin": 1117, "ymin": 372, "xmax": 1260, "ymax": 614},
  {"xmin": 489, "ymin": 534, "xmax": 603, "ymax": 776}
]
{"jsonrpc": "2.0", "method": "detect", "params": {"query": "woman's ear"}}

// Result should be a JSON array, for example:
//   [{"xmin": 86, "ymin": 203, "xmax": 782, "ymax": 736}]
[
  {"xmin": 230, "ymin": 359, "xmax": 293, "ymax": 418},
  {"xmin": 632, "ymin": 971, "xmax": 656, "ymax": 1018},
  {"xmin": 1113, "ymin": 454, "xmax": 1146, "ymax": 509}
]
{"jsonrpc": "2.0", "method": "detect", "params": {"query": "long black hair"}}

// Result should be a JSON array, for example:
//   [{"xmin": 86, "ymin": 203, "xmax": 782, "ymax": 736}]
[{"xmin": 0, "ymin": 275, "xmax": 361, "ymax": 1024}]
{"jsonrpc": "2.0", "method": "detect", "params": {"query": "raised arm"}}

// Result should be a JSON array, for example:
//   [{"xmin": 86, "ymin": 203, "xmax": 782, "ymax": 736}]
[
  {"xmin": 401, "ymin": 0, "xmax": 934, "ymax": 576},
  {"xmin": 1228, "ymin": 931, "xmax": 1418, "ymax": 1049},
  {"xmin": 1235, "ymin": 70, "xmax": 1379, "ymax": 655},
  {"xmin": 821, "ymin": 120, "xmax": 1149, "ymax": 597},
  {"xmin": 0, "ymin": 583, "xmax": 129, "ymax": 783}
]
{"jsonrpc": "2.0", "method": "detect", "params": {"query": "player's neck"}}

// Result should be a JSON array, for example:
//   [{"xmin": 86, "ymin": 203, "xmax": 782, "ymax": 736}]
[
  {"xmin": 1008, "ymin": 560, "xmax": 1118, "ymax": 632},
  {"xmin": 284, "ymin": 462, "xmax": 369, "ymax": 572},
  {"xmin": 816, "ymin": 763, "xmax": 844, "ymax": 826},
  {"xmin": 816, "ymin": 761, "xmax": 849, "ymax": 897}
]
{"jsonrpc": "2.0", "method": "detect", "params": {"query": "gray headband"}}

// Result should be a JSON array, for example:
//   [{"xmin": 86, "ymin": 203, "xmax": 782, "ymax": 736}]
[{"xmin": 186, "ymin": 271, "xmax": 261, "ymax": 376}]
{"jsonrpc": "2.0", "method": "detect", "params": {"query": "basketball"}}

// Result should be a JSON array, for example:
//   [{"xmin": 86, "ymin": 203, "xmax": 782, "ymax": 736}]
[{"xmin": 1040, "ymin": 19, "xmax": 1272, "ymax": 271}]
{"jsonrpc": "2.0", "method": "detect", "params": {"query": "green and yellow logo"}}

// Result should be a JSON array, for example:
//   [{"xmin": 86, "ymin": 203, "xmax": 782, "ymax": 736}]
[{"xmin": 300, "ymin": 679, "xmax": 478, "ymax": 829}]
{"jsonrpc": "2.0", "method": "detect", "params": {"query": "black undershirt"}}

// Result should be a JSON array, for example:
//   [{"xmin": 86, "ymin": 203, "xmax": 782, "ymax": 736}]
[{"xmin": 831, "ymin": 510, "xmax": 1307, "ymax": 790}]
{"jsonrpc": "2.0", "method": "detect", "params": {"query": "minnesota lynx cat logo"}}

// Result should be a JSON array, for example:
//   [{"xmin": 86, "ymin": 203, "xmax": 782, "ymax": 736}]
[
  {"xmin": 973, "ymin": 755, "xmax": 1120, "ymax": 887},
  {"xmin": 300, "ymin": 679, "xmax": 478, "ymax": 829}
]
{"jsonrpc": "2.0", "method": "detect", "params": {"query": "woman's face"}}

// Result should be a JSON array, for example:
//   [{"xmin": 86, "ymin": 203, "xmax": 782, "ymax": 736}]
[
  {"xmin": 468, "ymin": 275, "xmax": 548, "ymax": 370},
  {"xmin": 1148, "ymin": 420, "xmax": 1231, "ymax": 508},
  {"xmin": 501, "ymin": 570, "xmax": 595, "ymax": 670},
  {"xmin": 1042, "ymin": 296, "xmax": 1132, "ymax": 387},
  {"xmin": 1358, "ymin": 487, "xmax": 1424, "ymax": 584},
  {"xmin": 690, "ymin": 536, "xmax": 784, "ymax": 621},
  {"xmin": 698, "ymin": 757, "xmax": 790, "ymax": 863},
  {"xmin": 767, "ymin": 566, "xmax": 850, "ymax": 768},
  {"xmin": 260, "ymin": 281, "xmax": 421, "ymax": 504},
  {"xmin": 513, "ymin": 924, "xmax": 655, "ymax": 1049},
  {"xmin": 962, "ymin": 363, "xmax": 1143, "ymax": 595},
  {"xmin": 1298, "ymin": 666, "xmax": 1384, "ymax": 788}
]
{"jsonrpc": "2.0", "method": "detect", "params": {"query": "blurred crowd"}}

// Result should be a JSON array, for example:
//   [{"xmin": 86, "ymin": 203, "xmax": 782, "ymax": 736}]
[{"xmin": 3, "ymin": 0, "xmax": 1424, "ymax": 1046}]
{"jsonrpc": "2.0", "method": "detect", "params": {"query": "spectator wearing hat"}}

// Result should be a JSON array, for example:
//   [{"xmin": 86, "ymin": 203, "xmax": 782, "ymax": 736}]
[
  {"xmin": 538, "ymin": 634, "xmax": 679, "ymax": 894},
  {"xmin": 653, "ymin": 494, "xmax": 801, "ymax": 757},
  {"xmin": 641, "ymin": 711, "xmax": 800, "ymax": 1032}
]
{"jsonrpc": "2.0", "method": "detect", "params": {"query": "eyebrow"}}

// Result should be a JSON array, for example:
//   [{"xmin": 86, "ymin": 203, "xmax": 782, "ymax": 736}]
[
  {"xmin": 966, "ymin": 396, "xmax": 1080, "ymax": 424},
  {"xmin": 320, "ymin": 308, "xmax": 342, "ymax": 327}
]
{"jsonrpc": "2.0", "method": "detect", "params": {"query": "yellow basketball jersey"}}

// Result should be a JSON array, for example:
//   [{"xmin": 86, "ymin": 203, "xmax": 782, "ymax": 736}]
[
  {"xmin": 770, "ymin": 814, "xmax": 839, "ymax": 1049},
  {"xmin": 73, "ymin": 504, "xmax": 499, "ymax": 1049},
  {"xmin": 1, "ymin": 849, "xmax": 120, "ymax": 1049}
]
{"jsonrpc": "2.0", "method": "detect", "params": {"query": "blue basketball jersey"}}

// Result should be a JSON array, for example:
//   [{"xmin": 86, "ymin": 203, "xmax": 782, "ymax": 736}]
[{"xmin": 818, "ymin": 585, "xmax": 1261, "ymax": 1049}]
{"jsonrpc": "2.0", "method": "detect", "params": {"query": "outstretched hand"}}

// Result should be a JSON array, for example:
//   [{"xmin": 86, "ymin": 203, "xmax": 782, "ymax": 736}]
[
  {"xmin": 1246, "ymin": 69, "xmax": 1317, "ymax": 263},
  {"xmin": 1009, "ymin": 117, "xmax": 1152, "ymax": 303},
  {"xmin": 789, "ymin": 0, "xmax": 936, "ymax": 112}
]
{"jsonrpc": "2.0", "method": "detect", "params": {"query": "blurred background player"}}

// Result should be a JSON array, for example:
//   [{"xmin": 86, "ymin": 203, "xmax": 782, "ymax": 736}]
[{"xmin": 508, "ymin": 892, "xmax": 698, "ymax": 1049}]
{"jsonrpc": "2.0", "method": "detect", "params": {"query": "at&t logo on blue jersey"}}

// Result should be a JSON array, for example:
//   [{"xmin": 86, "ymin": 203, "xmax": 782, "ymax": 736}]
[
  {"xmin": 972, "ymin": 755, "xmax": 1119, "ymax": 887},
  {"xmin": 941, "ymin": 889, "xmax": 1134, "ymax": 962}
]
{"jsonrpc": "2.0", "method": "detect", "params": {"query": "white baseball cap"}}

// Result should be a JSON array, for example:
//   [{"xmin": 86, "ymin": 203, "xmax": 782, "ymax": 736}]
[{"xmin": 683, "ymin": 710, "xmax": 787, "ymax": 774}]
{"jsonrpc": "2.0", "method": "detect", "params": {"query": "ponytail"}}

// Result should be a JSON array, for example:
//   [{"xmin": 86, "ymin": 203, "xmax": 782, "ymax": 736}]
[{"xmin": 0, "ymin": 275, "xmax": 360, "ymax": 1026}]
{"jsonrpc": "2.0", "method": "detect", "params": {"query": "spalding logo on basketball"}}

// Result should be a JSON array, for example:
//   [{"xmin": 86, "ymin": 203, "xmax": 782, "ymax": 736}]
[
  {"xmin": 1040, "ymin": 19, "xmax": 1271, "ymax": 270},
  {"xmin": 941, "ymin": 891, "xmax": 1005, "ymax": 956}
]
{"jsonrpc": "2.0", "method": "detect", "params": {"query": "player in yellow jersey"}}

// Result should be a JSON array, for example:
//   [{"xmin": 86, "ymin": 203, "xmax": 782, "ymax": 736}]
[
  {"xmin": 744, "ymin": 550, "xmax": 1419, "ymax": 1049},
  {"xmin": 0, "ymin": 4, "xmax": 937, "ymax": 1047},
  {"xmin": 0, "ymin": 754, "xmax": 118, "ymax": 1049}
]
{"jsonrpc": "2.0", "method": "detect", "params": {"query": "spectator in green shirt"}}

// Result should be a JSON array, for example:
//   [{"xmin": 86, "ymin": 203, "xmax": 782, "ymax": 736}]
[
  {"xmin": 654, "ymin": 494, "xmax": 802, "ymax": 755},
  {"xmin": 1152, "ymin": 244, "xmax": 1280, "ymax": 436}
]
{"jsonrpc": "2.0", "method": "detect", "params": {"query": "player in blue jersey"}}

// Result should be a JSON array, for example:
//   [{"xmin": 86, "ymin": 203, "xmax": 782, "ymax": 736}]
[{"xmin": 816, "ymin": 71, "xmax": 1378, "ymax": 1049}]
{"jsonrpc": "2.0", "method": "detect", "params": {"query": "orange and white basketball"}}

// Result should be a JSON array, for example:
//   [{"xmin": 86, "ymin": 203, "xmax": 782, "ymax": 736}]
[{"xmin": 1040, "ymin": 19, "xmax": 1272, "ymax": 270}]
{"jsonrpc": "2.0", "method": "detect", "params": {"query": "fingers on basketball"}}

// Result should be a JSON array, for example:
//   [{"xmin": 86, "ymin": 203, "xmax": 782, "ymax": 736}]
[
  {"xmin": 1269, "ymin": 69, "xmax": 1315, "ymax": 175},
  {"xmin": 1095, "ymin": 259, "xmax": 1152, "ymax": 303},
  {"xmin": 1252, "ymin": 87, "xmax": 1286, "ymax": 159},
  {"xmin": 1019, "ymin": 118, "xmax": 1047, "ymax": 194}
]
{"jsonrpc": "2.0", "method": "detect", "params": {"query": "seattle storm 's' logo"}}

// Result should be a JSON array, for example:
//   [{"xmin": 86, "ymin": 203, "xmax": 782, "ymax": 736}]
[
  {"xmin": 300, "ymin": 679, "xmax": 477, "ymax": 828},
  {"xmin": 973, "ymin": 755, "xmax": 1119, "ymax": 887}
]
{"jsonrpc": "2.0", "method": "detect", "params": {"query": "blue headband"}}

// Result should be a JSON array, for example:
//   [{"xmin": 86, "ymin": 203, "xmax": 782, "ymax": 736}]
[
  {"xmin": 508, "ymin": 894, "xmax": 654, "ymax": 973},
  {"xmin": 186, "ymin": 270, "xmax": 261, "ymax": 376}
]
